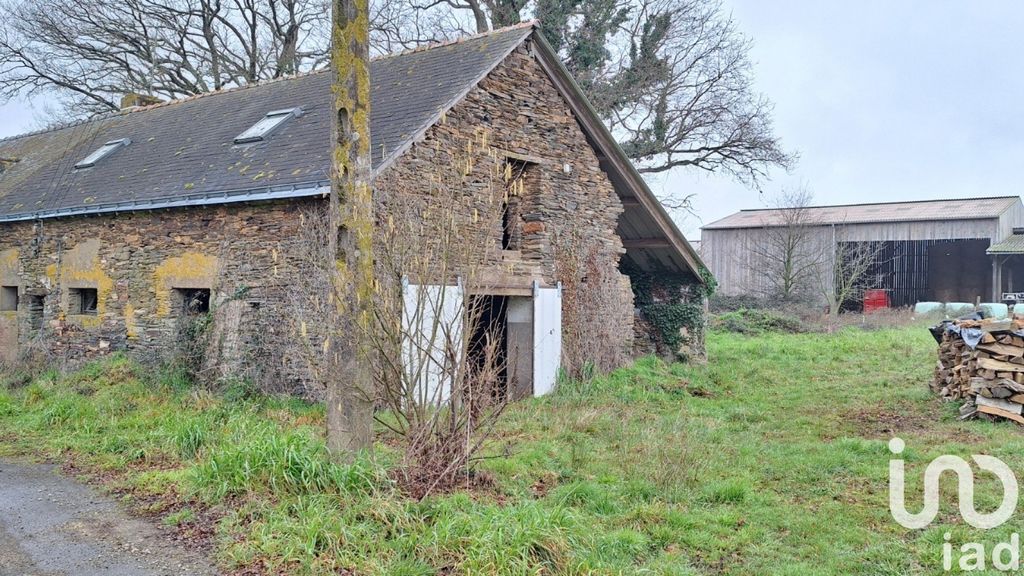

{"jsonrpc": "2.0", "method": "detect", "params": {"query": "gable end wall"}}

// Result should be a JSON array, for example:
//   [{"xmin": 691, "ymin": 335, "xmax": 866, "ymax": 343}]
[{"xmin": 375, "ymin": 42, "xmax": 635, "ymax": 368}]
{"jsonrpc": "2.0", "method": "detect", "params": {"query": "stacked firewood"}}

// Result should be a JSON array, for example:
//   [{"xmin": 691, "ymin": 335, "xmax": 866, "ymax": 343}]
[{"xmin": 934, "ymin": 318, "xmax": 1024, "ymax": 424}]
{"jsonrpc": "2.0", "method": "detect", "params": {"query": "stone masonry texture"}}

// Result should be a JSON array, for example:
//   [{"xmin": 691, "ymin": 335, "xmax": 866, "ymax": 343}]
[{"xmin": 0, "ymin": 40, "xmax": 648, "ymax": 391}]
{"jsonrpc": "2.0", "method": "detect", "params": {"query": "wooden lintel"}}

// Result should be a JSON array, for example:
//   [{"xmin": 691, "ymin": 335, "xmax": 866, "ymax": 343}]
[
  {"xmin": 494, "ymin": 149, "xmax": 546, "ymax": 165},
  {"xmin": 622, "ymin": 238, "xmax": 671, "ymax": 249},
  {"xmin": 620, "ymin": 198, "xmax": 641, "ymax": 208}
]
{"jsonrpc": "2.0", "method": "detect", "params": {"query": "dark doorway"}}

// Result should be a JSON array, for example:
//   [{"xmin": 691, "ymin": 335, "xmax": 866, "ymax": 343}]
[
  {"xmin": 468, "ymin": 295, "xmax": 509, "ymax": 399},
  {"xmin": 846, "ymin": 238, "xmax": 990, "ymax": 309}
]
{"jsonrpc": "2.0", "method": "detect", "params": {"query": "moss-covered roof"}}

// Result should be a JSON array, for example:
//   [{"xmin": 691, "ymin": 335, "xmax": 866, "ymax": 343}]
[{"xmin": 0, "ymin": 24, "xmax": 533, "ymax": 220}]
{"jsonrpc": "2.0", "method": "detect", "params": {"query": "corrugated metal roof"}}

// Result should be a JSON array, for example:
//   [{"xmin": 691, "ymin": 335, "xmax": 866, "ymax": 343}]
[
  {"xmin": 703, "ymin": 196, "xmax": 1021, "ymax": 230},
  {"xmin": 988, "ymin": 234, "xmax": 1024, "ymax": 254}
]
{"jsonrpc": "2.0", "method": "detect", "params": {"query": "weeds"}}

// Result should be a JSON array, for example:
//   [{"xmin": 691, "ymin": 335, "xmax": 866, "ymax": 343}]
[
  {"xmin": 0, "ymin": 326, "xmax": 1008, "ymax": 575},
  {"xmin": 711, "ymin": 307, "xmax": 806, "ymax": 334}
]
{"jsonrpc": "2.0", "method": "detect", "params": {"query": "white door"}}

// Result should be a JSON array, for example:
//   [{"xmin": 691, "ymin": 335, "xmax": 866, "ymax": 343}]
[
  {"xmin": 402, "ymin": 281, "xmax": 464, "ymax": 406},
  {"xmin": 532, "ymin": 283, "xmax": 562, "ymax": 396}
]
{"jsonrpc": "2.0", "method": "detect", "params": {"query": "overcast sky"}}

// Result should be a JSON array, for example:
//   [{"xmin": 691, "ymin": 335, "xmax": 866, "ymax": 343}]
[{"xmin": 1, "ymin": 1, "xmax": 1021, "ymax": 239}]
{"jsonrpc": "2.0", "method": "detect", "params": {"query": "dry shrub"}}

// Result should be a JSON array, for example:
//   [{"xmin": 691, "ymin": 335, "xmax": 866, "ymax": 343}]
[{"xmin": 287, "ymin": 129, "xmax": 515, "ymax": 496}]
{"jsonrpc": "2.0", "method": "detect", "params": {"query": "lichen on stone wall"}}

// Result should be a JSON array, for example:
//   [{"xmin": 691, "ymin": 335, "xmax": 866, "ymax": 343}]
[
  {"xmin": 152, "ymin": 253, "xmax": 219, "ymax": 317},
  {"xmin": 0, "ymin": 248, "xmax": 18, "ymax": 279},
  {"xmin": 50, "ymin": 239, "xmax": 115, "ymax": 328}
]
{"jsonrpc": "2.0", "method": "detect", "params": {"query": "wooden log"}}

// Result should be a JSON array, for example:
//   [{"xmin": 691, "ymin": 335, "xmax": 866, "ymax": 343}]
[
  {"xmin": 982, "ymin": 320, "xmax": 1014, "ymax": 333},
  {"xmin": 977, "ymin": 396, "xmax": 1024, "ymax": 414},
  {"xmin": 978, "ymin": 357, "xmax": 1024, "ymax": 373},
  {"xmin": 979, "ymin": 342, "xmax": 1024, "ymax": 357},
  {"xmin": 977, "ymin": 404, "xmax": 1024, "ymax": 425},
  {"xmin": 1000, "ymin": 379, "xmax": 1024, "ymax": 393},
  {"xmin": 992, "ymin": 387, "xmax": 1014, "ymax": 399}
]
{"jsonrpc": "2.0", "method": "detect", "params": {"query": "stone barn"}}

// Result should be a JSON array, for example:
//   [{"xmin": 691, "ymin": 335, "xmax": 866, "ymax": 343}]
[
  {"xmin": 702, "ymin": 196, "xmax": 1024, "ymax": 308},
  {"xmin": 0, "ymin": 24, "xmax": 707, "ymax": 397}
]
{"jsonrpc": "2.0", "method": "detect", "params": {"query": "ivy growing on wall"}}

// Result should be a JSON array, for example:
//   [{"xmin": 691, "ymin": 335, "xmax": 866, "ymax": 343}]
[{"xmin": 622, "ymin": 260, "xmax": 717, "ymax": 360}]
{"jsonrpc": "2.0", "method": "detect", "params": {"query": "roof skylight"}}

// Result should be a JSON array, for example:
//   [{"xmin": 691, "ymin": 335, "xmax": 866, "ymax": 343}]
[
  {"xmin": 234, "ymin": 108, "xmax": 302, "ymax": 144},
  {"xmin": 75, "ymin": 139, "xmax": 131, "ymax": 169}
]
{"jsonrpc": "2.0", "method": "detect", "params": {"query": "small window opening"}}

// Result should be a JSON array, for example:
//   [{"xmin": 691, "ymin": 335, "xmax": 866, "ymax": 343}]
[
  {"xmin": 1, "ymin": 286, "xmax": 18, "ymax": 311},
  {"xmin": 70, "ymin": 288, "xmax": 98, "ymax": 315},
  {"xmin": 75, "ymin": 139, "xmax": 131, "ymax": 169},
  {"xmin": 502, "ymin": 159, "xmax": 531, "ymax": 251},
  {"xmin": 234, "ymin": 108, "xmax": 302, "ymax": 144},
  {"xmin": 27, "ymin": 295, "xmax": 44, "ymax": 332},
  {"xmin": 176, "ymin": 288, "xmax": 211, "ymax": 315}
]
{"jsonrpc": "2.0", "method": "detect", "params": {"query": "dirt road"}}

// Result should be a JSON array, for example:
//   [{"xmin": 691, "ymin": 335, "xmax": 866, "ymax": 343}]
[{"xmin": 0, "ymin": 459, "xmax": 217, "ymax": 576}]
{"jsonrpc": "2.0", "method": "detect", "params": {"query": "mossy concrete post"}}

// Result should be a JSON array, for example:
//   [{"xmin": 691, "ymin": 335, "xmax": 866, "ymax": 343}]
[{"xmin": 327, "ymin": 0, "xmax": 374, "ymax": 459}]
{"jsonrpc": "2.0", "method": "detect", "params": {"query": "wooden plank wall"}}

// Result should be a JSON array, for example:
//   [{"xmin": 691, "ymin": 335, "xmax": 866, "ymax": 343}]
[{"xmin": 702, "ymin": 217, "xmax": 1005, "ymax": 301}]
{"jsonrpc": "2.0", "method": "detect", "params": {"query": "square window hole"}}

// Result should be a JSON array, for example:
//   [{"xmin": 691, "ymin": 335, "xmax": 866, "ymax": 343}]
[
  {"xmin": 69, "ymin": 288, "xmax": 98, "ymax": 315},
  {"xmin": 0, "ymin": 286, "xmax": 17, "ymax": 311},
  {"xmin": 176, "ymin": 288, "xmax": 211, "ymax": 315}
]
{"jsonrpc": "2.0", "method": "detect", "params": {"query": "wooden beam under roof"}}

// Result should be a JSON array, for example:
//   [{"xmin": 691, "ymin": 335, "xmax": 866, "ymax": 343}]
[{"xmin": 622, "ymin": 238, "xmax": 672, "ymax": 249}]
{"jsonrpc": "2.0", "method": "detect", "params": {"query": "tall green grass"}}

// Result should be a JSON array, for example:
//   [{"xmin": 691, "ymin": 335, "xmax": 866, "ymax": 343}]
[{"xmin": 1, "ymin": 326, "xmax": 1018, "ymax": 575}]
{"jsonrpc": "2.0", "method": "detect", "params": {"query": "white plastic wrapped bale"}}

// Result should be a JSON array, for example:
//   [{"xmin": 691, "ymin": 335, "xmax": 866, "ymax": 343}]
[
  {"xmin": 980, "ymin": 303, "xmax": 1010, "ymax": 320},
  {"xmin": 914, "ymin": 301, "xmax": 944, "ymax": 315},
  {"xmin": 945, "ymin": 302, "xmax": 975, "ymax": 316}
]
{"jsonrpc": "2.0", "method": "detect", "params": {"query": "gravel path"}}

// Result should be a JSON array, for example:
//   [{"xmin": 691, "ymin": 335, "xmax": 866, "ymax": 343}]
[{"xmin": 0, "ymin": 459, "xmax": 217, "ymax": 576}]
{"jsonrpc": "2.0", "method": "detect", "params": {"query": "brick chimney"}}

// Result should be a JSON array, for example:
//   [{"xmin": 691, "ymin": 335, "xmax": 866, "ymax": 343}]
[{"xmin": 120, "ymin": 93, "xmax": 163, "ymax": 109}]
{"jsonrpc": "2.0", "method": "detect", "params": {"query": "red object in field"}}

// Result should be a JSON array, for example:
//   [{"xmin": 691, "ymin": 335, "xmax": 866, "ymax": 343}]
[{"xmin": 863, "ymin": 289, "xmax": 889, "ymax": 312}]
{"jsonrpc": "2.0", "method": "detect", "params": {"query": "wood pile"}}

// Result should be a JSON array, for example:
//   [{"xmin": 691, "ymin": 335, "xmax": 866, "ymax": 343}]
[{"xmin": 933, "ymin": 318, "xmax": 1024, "ymax": 425}]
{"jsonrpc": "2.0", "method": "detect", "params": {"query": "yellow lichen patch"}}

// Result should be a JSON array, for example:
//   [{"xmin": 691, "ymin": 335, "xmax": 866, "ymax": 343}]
[
  {"xmin": 55, "ymin": 239, "xmax": 115, "ymax": 328},
  {"xmin": 124, "ymin": 301, "xmax": 138, "ymax": 339},
  {"xmin": 0, "ymin": 248, "xmax": 19, "ymax": 281},
  {"xmin": 152, "ymin": 253, "xmax": 219, "ymax": 317}
]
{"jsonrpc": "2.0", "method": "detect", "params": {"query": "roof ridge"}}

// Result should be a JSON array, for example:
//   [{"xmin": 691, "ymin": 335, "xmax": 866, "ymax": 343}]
[
  {"xmin": 0, "ymin": 22, "xmax": 539, "ymax": 146},
  {"xmin": 372, "ymin": 21, "xmax": 537, "ymax": 63},
  {"xmin": 0, "ymin": 110, "xmax": 124, "ymax": 145},
  {"xmin": 736, "ymin": 195, "xmax": 1020, "ymax": 213}
]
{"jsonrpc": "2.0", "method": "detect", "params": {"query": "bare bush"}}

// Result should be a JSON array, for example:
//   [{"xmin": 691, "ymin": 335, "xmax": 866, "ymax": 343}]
[{"xmin": 287, "ymin": 129, "xmax": 515, "ymax": 495}]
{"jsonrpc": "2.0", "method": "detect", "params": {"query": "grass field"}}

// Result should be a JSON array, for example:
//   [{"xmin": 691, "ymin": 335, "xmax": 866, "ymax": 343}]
[{"xmin": 2, "ymin": 324, "xmax": 1023, "ymax": 575}]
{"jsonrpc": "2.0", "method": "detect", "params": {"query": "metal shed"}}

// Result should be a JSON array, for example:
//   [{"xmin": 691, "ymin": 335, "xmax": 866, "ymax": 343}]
[{"xmin": 701, "ymin": 196, "xmax": 1024, "ymax": 307}]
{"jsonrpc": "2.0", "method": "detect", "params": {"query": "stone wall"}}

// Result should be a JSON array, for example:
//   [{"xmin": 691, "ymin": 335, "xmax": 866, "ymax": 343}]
[
  {"xmin": 0, "ymin": 39, "xmax": 643, "ymax": 386},
  {"xmin": 375, "ymin": 41, "xmax": 635, "ymax": 362},
  {"xmin": 0, "ymin": 200, "xmax": 318, "ymax": 393}
]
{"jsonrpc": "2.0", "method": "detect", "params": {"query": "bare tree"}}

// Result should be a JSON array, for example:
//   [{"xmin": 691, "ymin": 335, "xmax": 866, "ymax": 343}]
[
  {"xmin": 369, "ymin": 136, "xmax": 513, "ymax": 494},
  {"xmin": 373, "ymin": 0, "xmax": 794, "ymax": 193},
  {"xmin": 328, "ymin": 0, "xmax": 375, "ymax": 459},
  {"xmin": 0, "ymin": 0, "xmax": 791, "ymax": 203},
  {"xmin": 747, "ymin": 187, "xmax": 823, "ymax": 303},
  {"xmin": 817, "ymin": 239, "xmax": 881, "ymax": 321},
  {"xmin": 286, "ymin": 128, "xmax": 513, "ymax": 494},
  {"xmin": 0, "ymin": 0, "xmax": 332, "ymax": 117}
]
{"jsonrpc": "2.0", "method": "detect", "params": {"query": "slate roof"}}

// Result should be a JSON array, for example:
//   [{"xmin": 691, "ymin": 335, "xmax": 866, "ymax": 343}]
[
  {"xmin": 703, "ymin": 196, "xmax": 1021, "ymax": 230},
  {"xmin": 0, "ymin": 22, "xmax": 705, "ymax": 279},
  {"xmin": 0, "ymin": 24, "xmax": 533, "ymax": 220}
]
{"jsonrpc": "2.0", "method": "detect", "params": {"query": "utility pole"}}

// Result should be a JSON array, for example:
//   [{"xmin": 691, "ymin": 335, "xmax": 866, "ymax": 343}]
[{"xmin": 327, "ymin": 0, "xmax": 374, "ymax": 458}]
